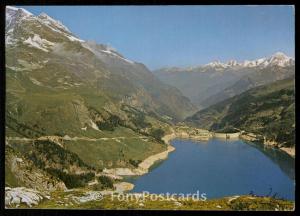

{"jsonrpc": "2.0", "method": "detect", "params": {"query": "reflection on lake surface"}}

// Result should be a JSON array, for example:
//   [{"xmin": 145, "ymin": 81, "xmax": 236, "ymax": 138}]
[
  {"xmin": 128, "ymin": 139, "xmax": 295, "ymax": 200},
  {"xmin": 244, "ymin": 141, "xmax": 295, "ymax": 180}
]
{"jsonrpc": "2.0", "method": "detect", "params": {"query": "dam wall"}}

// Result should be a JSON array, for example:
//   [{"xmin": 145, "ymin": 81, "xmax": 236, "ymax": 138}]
[{"xmin": 213, "ymin": 132, "xmax": 241, "ymax": 139}]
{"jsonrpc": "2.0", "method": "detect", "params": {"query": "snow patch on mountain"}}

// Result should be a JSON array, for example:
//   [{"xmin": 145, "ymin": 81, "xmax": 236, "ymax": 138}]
[
  {"xmin": 6, "ymin": 35, "xmax": 17, "ymax": 45},
  {"xmin": 6, "ymin": 6, "xmax": 34, "ymax": 28},
  {"xmin": 24, "ymin": 34, "xmax": 55, "ymax": 52},
  {"xmin": 38, "ymin": 12, "xmax": 71, "ymax": 33},
  {"xmin": 82, "ymin": 42, "xmax": 134, "ymax": 64},
  {"xmin": 36, "ymin": 11, "xmax": 84, "ymax": 43},
  {"xmin": 227, "ymin": 60, "xmax": 238, "ymax": 67},
  {"xmin": 6, "ymin": 6, "xmax": 84, "ymax": 45},
  {"xmin": 36, "ymin": 14, "xmax": 84, "ymax": 43},
  {"xmin": 205, "ymin": 61, "xmax": 228, "ymax": 69},
  {"xmin": 6, "ymin": 6, "xmax": 36, "ymax": 46},
  {"xmin": 6, "ymin": 6, "xmax": 33, "ymax": 17},
  {"xmin": 100, "ymin": 49, "xmax": 134, "ymax": 64},
  {"xmin": 66, "ymin": 34, "xmax": 85, "ymax": 42},
  {"xmin": 29, "ymin": 77, "xmax": 43, "ymax": 86}
]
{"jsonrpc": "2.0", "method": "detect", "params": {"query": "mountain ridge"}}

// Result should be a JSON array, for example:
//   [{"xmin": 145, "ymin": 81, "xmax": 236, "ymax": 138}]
[
  {"xmin": 5, "ymin": 6, "xmax": 196, "ymax": 123},
  {"xmin": 156, "ymin": 52, "xmax": 294, "ymax": 73},
  {"xmin": 154, "ymin": 52, "xmax": 294, "ymax": 108},
  {"xmin": 5, "ymin": 6, "xmax": 196, "ymax": 191}
]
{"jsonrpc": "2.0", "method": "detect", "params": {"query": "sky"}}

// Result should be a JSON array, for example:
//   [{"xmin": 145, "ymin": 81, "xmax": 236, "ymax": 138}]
[{"xmin": 19, "ymin": 5, "xmax": 295, "ymax": 70}]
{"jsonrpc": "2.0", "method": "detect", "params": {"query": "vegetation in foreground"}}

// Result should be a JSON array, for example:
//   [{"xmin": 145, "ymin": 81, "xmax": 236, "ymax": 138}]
[{"xmin": 30, "ymin": 189, "xmax": 294, "ymax": 210}]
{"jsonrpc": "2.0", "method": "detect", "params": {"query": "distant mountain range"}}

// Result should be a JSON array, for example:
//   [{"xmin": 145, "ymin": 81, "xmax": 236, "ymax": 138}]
[{"xmin": 154, "ymin": 52, "xmax": 295, "ymax": 108}]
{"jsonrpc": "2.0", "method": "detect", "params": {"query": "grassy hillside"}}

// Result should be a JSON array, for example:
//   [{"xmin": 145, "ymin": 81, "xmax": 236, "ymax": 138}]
[
  {"xmin": 63, "ymin": 127, "xmax": 167, "ymax": 169},
  {"xmin": 5, "ymin": 8, "xmax": 184, "ymax": 192},
  {"xmin": 5, "ymin": 8, "xmax": 196, "ymax": 190},
  {"xmin": 186, "ymin": 77, "xmax": 295, "ymax": 148}
]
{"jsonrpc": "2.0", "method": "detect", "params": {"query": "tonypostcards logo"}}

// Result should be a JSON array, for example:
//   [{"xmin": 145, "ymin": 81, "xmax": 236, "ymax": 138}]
[
  {"xmin": 73, "ymin": 191, "xmax": 104, "ymax": 203},
  {"xmin": 110, "ymin": 191, "xmax": 207, "ymax": 203}
]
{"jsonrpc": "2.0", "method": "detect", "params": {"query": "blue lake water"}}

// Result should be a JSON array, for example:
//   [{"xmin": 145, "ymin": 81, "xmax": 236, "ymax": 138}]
[{"xmin": 128, "ymin": 139, "xmax": 295, "ymax": 200}]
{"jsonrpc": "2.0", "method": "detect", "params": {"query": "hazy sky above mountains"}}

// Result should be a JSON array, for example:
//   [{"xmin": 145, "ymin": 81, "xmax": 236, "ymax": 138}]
[{"xmin": 20, "ymin": 5, "xmax": 295, "ymax": 70}]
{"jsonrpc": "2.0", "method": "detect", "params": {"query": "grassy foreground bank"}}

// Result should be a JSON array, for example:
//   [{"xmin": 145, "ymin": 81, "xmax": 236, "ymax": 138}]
[{"xmin": 34, "ymin": 190, "xmax": 294, "ymax": 210}]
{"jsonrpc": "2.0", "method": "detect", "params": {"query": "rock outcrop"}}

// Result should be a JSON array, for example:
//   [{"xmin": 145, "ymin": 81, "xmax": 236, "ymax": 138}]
[{"xmin": 5, "ymin": 187, "xmax": 50, "ymax": 208}]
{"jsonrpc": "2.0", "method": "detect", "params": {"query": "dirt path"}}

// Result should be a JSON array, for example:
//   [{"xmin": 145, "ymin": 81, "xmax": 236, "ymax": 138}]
[{"xmin": 6, "ymin": 135, "xmax": 147, "ymax": 142}]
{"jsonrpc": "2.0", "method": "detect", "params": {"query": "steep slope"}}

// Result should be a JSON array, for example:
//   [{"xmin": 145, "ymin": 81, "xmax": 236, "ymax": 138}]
[
  {"xmin": 5, "ymin": 6, "xmax": 195, "ymax": 190},
  {"xmin": 186, "ymin": 78, "xmax": 295, "ymax": 149},
  {"xmin": 154, "ymin": 53, "xmax": 294, "ymax": 108},
  {"xmin": 5, "ymin": 145, "xmax": 67, "ymax": 191},
  {"xmin": 5, "ymin": 6, "xmax": 196, "ymax": 135}
]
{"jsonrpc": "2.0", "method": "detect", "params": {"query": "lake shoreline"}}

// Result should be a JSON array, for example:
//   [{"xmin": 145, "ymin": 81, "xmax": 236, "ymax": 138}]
[
  {"xmin": 104, "ymin": 127, "xmax": 295, "ymax": 193},
  {"xmin": 106, "ymin": 129, "xmax": 237, "ymax": 192},
  {"xmin": 6, "ymin": 130, "xmax": 294, "ymax": 207},
  {"xmin": 102, "ymin": 131, "xmax": 177, "ymax": 180},
  {"xmin": 239, "ymin": 132, "xmax": 295, "ymax": 158},
  {"xmin": 103, "ymin": 127, "xmax": 212, "ymax": 179}
]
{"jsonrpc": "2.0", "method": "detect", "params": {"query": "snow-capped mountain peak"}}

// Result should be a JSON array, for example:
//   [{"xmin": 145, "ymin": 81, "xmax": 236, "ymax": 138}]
[
  {"xmin": 160, "ymin": 52, "xmax": 294, "ymax": 74},
  {"xmin": 205, "ymin": 61, "xmax": 227, "ymax": 68},
  {"xmin": 6, "ymin": 6, "xmax": 85, "ymax": 46},
  {"xmin": 241, "ymin": 60, "xmax": 257, "ymax": 67},
  {"xmin": 266, "ymin": 52, "xmax": 293, "ymax": 67},
  {"xmin": 254, "ymin": 58, "xmax": 267, "ymax": 65},
  {"xmin": 6, "ymin": 6, "xmax": 36, "ymax": 45},
  {"xmin": 38, "ymin": 12, "xmax": 71, "ymax": 33},
  {"xmin": 227, "ymin": 60, "xmax": 238, "ymax": 67},
  {"xmin": 272, "ymin": 51, "xmax": 289, "ymax": 58},
  {"xmin": 6, "ymin": 6, "xmax": 33, "ymax": 17},
  {"xmin": 206, "ymin": 52, "xmax": 294, "ymax": 70},
  {"xmin": 6, "ymin": 6, "xmax": 34, "ymax": 28}
]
